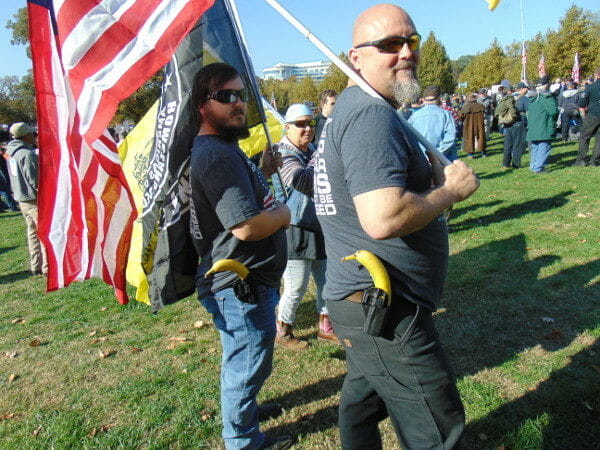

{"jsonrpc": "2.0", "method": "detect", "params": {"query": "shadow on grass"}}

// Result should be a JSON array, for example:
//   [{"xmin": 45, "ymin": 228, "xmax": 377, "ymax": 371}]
[
  {"xmin": 0, "ymin": 270, "xmax": 34, "ymax": 284},
  {"xmin": 266, "ymin": 404, "xmax": 340, "ymax": 439},
  {"xmin": 463, "ymin": 342, "xmax": 600, "ymax": 449},
  {"xmin": 476, "ymin": 170, "xmax": 515, "ymax": 180},
  {"xmin": 441, "ymin": 233, "xmax": 599, "ymax": 379},
  {"xmin": 450, "ymin": 191, "xmax": 573, "ymax": 232},
  {"xmin": 450, "ymin": 201, "xmax": 504, "ymax": 221},
  {"xmin": 0, "ymin": 245, "xmax": 19, "ymax": 256}
]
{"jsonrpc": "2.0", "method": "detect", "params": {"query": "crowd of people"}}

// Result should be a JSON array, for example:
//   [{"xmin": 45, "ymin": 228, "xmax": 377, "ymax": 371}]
[
  {"xmin": 2, "ymin": 2, "xmax": 599, "ymax": 449},
  {"xmin": 399, "ymin": 70, "xmax": 600, "ymax": 172}
]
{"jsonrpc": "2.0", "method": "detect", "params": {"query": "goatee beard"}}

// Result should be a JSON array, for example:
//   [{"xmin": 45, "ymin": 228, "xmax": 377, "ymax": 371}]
[{"xmin": 391, "ymin": 78, "xmax": 421, "ymax": 106}]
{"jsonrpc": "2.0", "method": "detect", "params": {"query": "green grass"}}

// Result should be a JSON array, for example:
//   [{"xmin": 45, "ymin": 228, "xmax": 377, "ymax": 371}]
[{"xmin": 1, "ymin": 136, "xmax": 598, "ymax": 449}]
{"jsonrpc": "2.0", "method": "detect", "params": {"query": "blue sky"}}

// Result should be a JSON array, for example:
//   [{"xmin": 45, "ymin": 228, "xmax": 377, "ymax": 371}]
[{"xmin": 1, "ymin": 0, "xmax": 598, "ymax": 79}]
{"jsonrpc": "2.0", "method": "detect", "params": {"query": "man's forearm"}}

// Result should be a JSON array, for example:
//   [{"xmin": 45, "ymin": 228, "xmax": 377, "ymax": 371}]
[{"xmin": 230, "ymin": 204, "xmax": 291, "ymax": 241}]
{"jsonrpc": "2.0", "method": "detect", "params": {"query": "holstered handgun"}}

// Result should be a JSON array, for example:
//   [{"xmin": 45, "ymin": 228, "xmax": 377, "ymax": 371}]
[
  {"xmin": 233, "ymin": 277, "xmax": 258, "ymax": 304},
  {"xmin": 362, "ymin": 287, "xmax": 390, "ymax": 337}
]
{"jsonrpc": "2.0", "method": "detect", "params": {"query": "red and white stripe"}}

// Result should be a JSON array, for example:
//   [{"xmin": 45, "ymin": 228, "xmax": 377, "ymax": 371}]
[
  {"xmin": 572, "ymin": 53, "xmax": 580, "ymax": 84},
  {"xmin": 27, "ymin": 0, "xmax": 214, "ymax": 303},
  {"xmin": 538, "ymin": 54, "xmax": 546, "ymax": 78}
]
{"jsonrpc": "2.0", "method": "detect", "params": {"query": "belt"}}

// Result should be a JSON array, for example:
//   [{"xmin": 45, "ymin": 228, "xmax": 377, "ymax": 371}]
[{"xmin": 345, "ymin": 291, "xmax": 364, "ymax": 304}]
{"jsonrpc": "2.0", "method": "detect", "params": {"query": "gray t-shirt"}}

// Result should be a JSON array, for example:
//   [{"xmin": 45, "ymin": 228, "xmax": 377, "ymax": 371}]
[
  {"xmin": 314, "ymin": 86, "xmax": 448, "ymax": 311},
  {"xmin": 190, "ymin": 135, "xmax": 287, "ymax": 298}
]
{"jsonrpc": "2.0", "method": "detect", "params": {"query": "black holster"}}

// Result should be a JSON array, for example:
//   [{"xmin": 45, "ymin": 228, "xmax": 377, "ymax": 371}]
[
  {"xmin": 362, "ymin": 287, "xmax": 390, "ymax": 337},
  {"xmin": 233, "ymin": 277, "xmax": 258, "ymax": 304}
]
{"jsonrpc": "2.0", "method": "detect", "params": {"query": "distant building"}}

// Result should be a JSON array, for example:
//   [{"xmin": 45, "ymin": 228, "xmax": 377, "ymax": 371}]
[{"xmin": 262, "ymin": 61, "xmax": 332, "ymax": 82}]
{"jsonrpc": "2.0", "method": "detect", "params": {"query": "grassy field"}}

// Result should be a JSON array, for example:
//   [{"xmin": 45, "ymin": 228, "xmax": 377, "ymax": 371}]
[{"xmin": 0, "ymin": 136, "xmax": 598, "ymax": 449}]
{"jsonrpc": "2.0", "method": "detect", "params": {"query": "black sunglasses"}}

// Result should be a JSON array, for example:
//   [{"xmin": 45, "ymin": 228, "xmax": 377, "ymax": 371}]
[
  {"xmin": 290, "ymin": 119, "xmax": 317, "ymax": 128},
  {"xmin": 208, "ymin": 88, "xmax": 249, "ymax": 104},
  {"xmin": 354, "ymin": 33, "xmax": 421, "ymax": 53}
]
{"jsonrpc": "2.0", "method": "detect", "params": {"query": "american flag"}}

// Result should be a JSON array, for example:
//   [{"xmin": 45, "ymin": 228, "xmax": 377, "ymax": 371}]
[
  {"xmin": 520, "ymin": 44, "xmax": 527, "ymax": 82},
  {"xmin": 572, "ymin": 53, "xmax": 580, "ymax": 84},
  {"xmin": 27, "ymin": 0, "xmax": 214, "ymax": 303},
  {"xmin": 538, "ymin": 54, "xmax": 546, "ymax": 78}
]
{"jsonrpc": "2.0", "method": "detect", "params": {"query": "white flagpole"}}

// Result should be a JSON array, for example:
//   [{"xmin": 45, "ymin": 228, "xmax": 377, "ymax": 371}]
[{"xmin": 261, "ymin": 0, "xmax": 451, "ymax": 165}]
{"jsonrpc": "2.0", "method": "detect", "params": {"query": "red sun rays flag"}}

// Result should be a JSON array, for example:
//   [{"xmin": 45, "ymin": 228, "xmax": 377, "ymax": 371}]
[
  {"xmin": 538, "ymin": 54, "xmax": 547, "ymax": 78},
  {"xmin": 572, "ymin": 53, "xmax": 580, "ymax": 84},
  {"xmin": 26, "ymin": 0, "xmax": 215, "ymax": 304}
]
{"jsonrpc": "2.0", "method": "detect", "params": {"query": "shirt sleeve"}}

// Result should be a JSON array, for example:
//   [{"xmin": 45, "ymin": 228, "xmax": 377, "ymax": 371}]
[
  {"xmin": 200, "ymin": 152, "xmax": 261, "ymax": 230},
  {"xmin": 339, "ymin": 104, "xmax": 409, "ymax": 198},
  {"xmin": 439, "ymin": 111, "xmax": 457, "ymax": 154}
]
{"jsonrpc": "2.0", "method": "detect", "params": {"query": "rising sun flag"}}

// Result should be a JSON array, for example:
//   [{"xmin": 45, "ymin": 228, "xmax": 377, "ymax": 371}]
[{"xmin": 486, "ymin": 0, "xmax": 501, "ymax": 11}]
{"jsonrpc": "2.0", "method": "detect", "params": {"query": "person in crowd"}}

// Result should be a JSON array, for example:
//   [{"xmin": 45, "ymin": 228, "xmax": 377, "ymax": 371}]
[
  {"xmin": 274, "ymin": 103, "xmax": 337, "ymax": 349},
  {"xmin": 312, "ymin": 89, "xmax": 337, "ymax": 143},
  {"xmin": 314, "ymin": 4, "xmax": 479, "ymax": 448},
  {"xmin": 460, "ymin": 92, "xmax": 486, "ymax": 157},
  {"xmin": 573, "ymin": 68, "xmax": 600, "ymax": 166},
  {"xmin": 526, "ymin": 75, "xmax": 559, "ymax": 173},
  {"xmin": 558, "ymin": 80, "xmax": 582, "ymax": 142},
  {"xmin": 188, "ymin": 62, "xmax": 293, "ymax": 450},
  {"xmin": 496, "ymin": 83, "xmax": 523, "ymax": 168},
  {"xmin": 7, "ymin": 122, "xmax": 46, "ymax": 275},
  {"xmin": 477, "ymin": 88, "xmax": 494, "ymax": 140},
  {"xmin": 409, "ymin": 85, "xmax": 457, "ymax": 161},
  {"xmin": 0, "ymin": 131, "xmax": 19, "ymax": 212}
]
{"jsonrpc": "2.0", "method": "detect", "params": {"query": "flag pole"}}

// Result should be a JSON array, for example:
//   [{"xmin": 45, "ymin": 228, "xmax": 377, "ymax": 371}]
[
  {"xmin": 261, "ymin": 0, "xmax": 451, "ymax": 165},
  {"xmin": 520, "ymin": 0, "xmax": 527, "ymax": 83},
  {"xmin": 227, "ymin": 0, "xmax": 288, "ymax": 197}
]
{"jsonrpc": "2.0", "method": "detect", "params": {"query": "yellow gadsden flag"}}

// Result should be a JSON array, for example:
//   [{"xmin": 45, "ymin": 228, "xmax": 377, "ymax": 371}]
[
  {"xmin": 486, "ymin": 0, "xmax": 501, "ymax": 11},
  {"xmin": 119, "ymin": 101, "xmax": 159, "ymax": 305}
]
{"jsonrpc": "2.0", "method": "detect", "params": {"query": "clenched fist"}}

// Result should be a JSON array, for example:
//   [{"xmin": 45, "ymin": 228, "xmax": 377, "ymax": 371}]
[{"xmin": 442, "ymin": 160, "xmax": 480, "ymax": 202}]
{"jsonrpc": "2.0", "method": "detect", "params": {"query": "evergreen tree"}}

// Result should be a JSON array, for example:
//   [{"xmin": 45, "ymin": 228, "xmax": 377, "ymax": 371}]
[
  {"xmin": 288, "ymin": 76, "xmax": 318, "ymax": 106},
  {"xmin": 417, "ymin": 32, "xmax": 454, "ymax": 94},
  {"xmin": 458, "ymin": 39, "xmax": 506, "ymax": 92},
  {"xmin": 545, "ymin": 6, "xmax": 600, "ymax": 80}
]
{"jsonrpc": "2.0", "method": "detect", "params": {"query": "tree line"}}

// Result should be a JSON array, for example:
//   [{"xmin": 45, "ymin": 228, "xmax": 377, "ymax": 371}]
[{"xmin": 2, "ymin": 5, "xmax": 599, "ymax": 125}]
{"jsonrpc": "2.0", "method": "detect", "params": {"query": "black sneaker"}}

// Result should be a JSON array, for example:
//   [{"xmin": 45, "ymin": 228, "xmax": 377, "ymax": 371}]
[
  {"xmin": 260, "ymin": 434, "xmax": 294, "ymax": 449},
  {"xmin": 257, "ymin": 403, "xmax": 283, "ymax": 421}
]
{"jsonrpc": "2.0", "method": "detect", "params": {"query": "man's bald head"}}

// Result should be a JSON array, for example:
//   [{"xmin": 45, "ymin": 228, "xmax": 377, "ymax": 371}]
[
  {"xmin": 348, "ymin": 4, "xmax": 420, "ymax": 106},
  {"xmin": 352, "ymin": 4, "xmax": 416, "ymax": 47}
]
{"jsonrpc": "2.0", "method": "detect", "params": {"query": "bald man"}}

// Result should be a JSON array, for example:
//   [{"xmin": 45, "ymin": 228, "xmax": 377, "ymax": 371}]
[{"xmin": 314, "ymin": 4, "xmax": 478, "ymax": 449}]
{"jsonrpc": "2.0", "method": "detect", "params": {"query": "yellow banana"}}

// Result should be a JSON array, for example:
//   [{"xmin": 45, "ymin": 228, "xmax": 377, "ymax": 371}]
[
  {"xmin": 204, "ymin": 259, "xmax": 249, "ymax": 280},
  {"xmin": 342, "ymin": 250, "xmax": 391, "ymax": 298}
]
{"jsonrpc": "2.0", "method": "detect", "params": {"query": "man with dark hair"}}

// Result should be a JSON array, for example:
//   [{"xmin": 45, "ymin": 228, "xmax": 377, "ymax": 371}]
[
  {"xmin": 189, "ymin": 62, "xmax": 292, "ymax": 449},
  {"xmin": 312, "ymin": 89, "xmax": 337, "ymax": 143},
  {"xmin": 477, "ymin": 88, "xmax": 494, "ymax": 140},
  {"xmin": 574, "ymin": 68, "xmax": 600, "ymax": 166},
  {"xmin": 314, "ymin": 4, "xmax": 479, "ymax": 449}
]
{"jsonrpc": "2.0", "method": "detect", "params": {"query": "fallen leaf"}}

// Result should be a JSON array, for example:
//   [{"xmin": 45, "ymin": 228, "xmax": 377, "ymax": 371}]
[
  {"xmin": 88, "ymin": 425, "xmax": 114, "ymax": 437},
  {"xmin": 200, "ymin": 411, "xmax": 212, "ymax": 421},
  {"xmin": 541, "ymin": 317, "xmax": 555, "ymax": 324},
  {"xmin": 583, "ymin": 402, "xmax": 593, "ymax": 411},
  {"xmin": 182, "ymin": 369, "xmax": 188, "ymax": 374},
  {"xmin": 478, "ymin": 433, "xmax": 488, "ymax": 441},
  {"xmin": 11, "ymin": 318, "xmax": 25, "ymax": 324},
  {"xmin": 91, "ymin": 337, "xmax": 108, "ymax": 343},
  {"xmin": 193, "ymin": 320, "xmax": 208, "ymax": 328},
  {"xmin": 208, "ymin": 347, "xmax": 217, "ymax": 354},
  {"xmin": 29, "ymin": 339, "xmax": 44, "ymax": 347},
  {"xmin": 4, "ymin": 351, "xmax": 19, "ymax": 358},
  {"xmin": 99, "ymin": 307, "xmax": 108, "ymax": 311},
  {"xmin": 0, "ymin": 413, "xmax": 18, "ymax": 421},
  {"xmin": 32, "ymin": 425, "xmax": 42, "ymax": 436},
  {"xmin": 130, "ymin": 347, "xmax": 143, "ymax": 353},
  {"xmin": 7, "ymin": 374, "xmax": 18, "ymax": 383},
  {"xmin": 99, "ymin": 350, "xmax": 116, "ymax": 358},
  {"xmin": 578, "ymin": 239, "xmax": 587, "ymax": 244},
  {"xmin": 88, "ymin": 330, "xmax": 98, "ymax": 337},
  {"xmin": 544, "ymin": 328, "xmax": 564, "ymax": 340},
  {"xmin": 576, "ymin": 212, "xmax": 592, "ymax": 218},
  {"xmin": 169, "ymin": 336, "xmax": 190, "ymax": 342}
]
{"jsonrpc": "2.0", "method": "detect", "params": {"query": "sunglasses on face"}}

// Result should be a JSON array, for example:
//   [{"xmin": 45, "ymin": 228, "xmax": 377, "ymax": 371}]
[
  {"xmin": 354, "ymin": 33, "xmax": 421, "ymax": 53},
  {"xmin": 207, "ymin": 88, "xmax": 249, "ymax": 104},
  {"xmin": 290, "ymin": 119, "xmax": 317, "ymax": 128}
]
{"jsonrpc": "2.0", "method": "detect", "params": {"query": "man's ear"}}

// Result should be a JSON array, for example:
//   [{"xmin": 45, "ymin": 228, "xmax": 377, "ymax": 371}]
[{"xmin": 348, "ymin": 48, "xmax": 361, "ymax": 72}]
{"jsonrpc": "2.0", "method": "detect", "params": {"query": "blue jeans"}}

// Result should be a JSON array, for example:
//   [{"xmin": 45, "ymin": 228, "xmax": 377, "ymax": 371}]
[
  {"xmin": 277, "ymin": 258, "xmax": 327, "ymax": 324},
  {"xmin": 201, "ymin": 285, "xmax": 279, "ymax": 449},
  {"xmin": 529, "ymin": 140, "xmax": 552, "ymax": 172}
]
